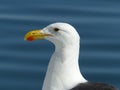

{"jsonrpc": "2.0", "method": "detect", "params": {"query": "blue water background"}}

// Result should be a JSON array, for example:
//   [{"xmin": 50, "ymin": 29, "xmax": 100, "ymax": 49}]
[{"xmin": 0, "ymin": 0, "xmax": 120, "ymax": 90}]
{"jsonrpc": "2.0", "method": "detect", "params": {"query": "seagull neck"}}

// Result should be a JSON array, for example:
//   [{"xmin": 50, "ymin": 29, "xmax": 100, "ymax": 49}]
[
  {"xmin": 55, "ymin": 43, "xmax": 80, "ymax": 62},
  {"xmin": 42, "ymin": 42, "xmax": 87, "ymax": 90}
]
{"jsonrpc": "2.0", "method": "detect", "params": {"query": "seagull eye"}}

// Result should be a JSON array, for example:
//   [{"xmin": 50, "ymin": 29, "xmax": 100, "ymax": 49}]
[{"xmin": 54, "ymin": 28, "xmax": 60, "ymax": 32}]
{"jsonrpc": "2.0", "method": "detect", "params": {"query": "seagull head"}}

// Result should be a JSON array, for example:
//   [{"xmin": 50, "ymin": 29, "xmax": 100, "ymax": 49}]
[{"xmin": 24, "ymin": 22, "xmax": 80, "ymax": 47}]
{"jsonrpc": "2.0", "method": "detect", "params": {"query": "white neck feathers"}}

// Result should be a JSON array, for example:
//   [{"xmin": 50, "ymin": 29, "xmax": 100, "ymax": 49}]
[{"xmin": 42, "ymin": 41, "xmax": 87, "ymax": 90}]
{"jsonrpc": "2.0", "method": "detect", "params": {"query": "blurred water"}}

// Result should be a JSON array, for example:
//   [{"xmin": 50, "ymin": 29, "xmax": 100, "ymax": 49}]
[{"xmin": 0, "ymin": 0, "xmax": 120, "ymax": 90}]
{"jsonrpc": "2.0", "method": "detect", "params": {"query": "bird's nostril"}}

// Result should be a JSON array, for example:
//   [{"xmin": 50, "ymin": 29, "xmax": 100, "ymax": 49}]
[{"xmin": 32, "ymin": 33, "xmax": 36, "ymax": 35}]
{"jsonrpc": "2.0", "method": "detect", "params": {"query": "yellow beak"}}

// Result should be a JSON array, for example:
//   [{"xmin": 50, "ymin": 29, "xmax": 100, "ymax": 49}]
[{"xmin": 24, "ymin": 30, "xmax": 52, "ymax": 41}]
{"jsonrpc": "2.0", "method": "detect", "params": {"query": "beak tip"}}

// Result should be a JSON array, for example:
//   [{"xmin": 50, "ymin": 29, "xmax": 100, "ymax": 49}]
[
  {"xmin": 24, "ymin": 38, "xmax": 26, "ymax": 41},
  {"xmin": 25, "ymin": 36, "xmax": 34, "ymax": 41}
]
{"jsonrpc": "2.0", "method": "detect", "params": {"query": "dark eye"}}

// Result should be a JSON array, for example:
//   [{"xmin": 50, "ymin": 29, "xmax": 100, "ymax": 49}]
[{"xmin": 54, "ymin": 28, "xmax": 60, "ymax": 32}]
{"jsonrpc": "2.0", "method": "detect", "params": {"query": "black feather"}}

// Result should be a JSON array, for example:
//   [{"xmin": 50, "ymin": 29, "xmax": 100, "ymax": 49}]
[{"xmin": 70, "ymin": 82, "xmax": 118, "ymax": 90}]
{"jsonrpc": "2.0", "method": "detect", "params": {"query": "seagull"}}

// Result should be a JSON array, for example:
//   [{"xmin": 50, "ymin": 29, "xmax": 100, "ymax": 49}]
[{"xmin": 24, "ymin": 22, "xmax": 118, "ymax": 90}]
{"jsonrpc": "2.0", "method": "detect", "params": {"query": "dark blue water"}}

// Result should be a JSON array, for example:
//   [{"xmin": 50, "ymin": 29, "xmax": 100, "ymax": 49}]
[{"xmin": 0, "ymin": 0, "xmax": 120, "ymax": 90}]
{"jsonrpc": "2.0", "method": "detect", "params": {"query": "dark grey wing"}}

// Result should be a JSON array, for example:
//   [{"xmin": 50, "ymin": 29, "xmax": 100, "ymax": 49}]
[{"xmin": 70, "ymin": 82, "xmax": 118, "ymax": 90}]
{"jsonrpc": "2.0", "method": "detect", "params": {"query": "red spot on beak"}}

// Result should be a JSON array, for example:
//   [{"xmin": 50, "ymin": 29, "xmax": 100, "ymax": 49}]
[{"xmin": 27, "ymin": 36, "xmax": 34, "ymax": 41}]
